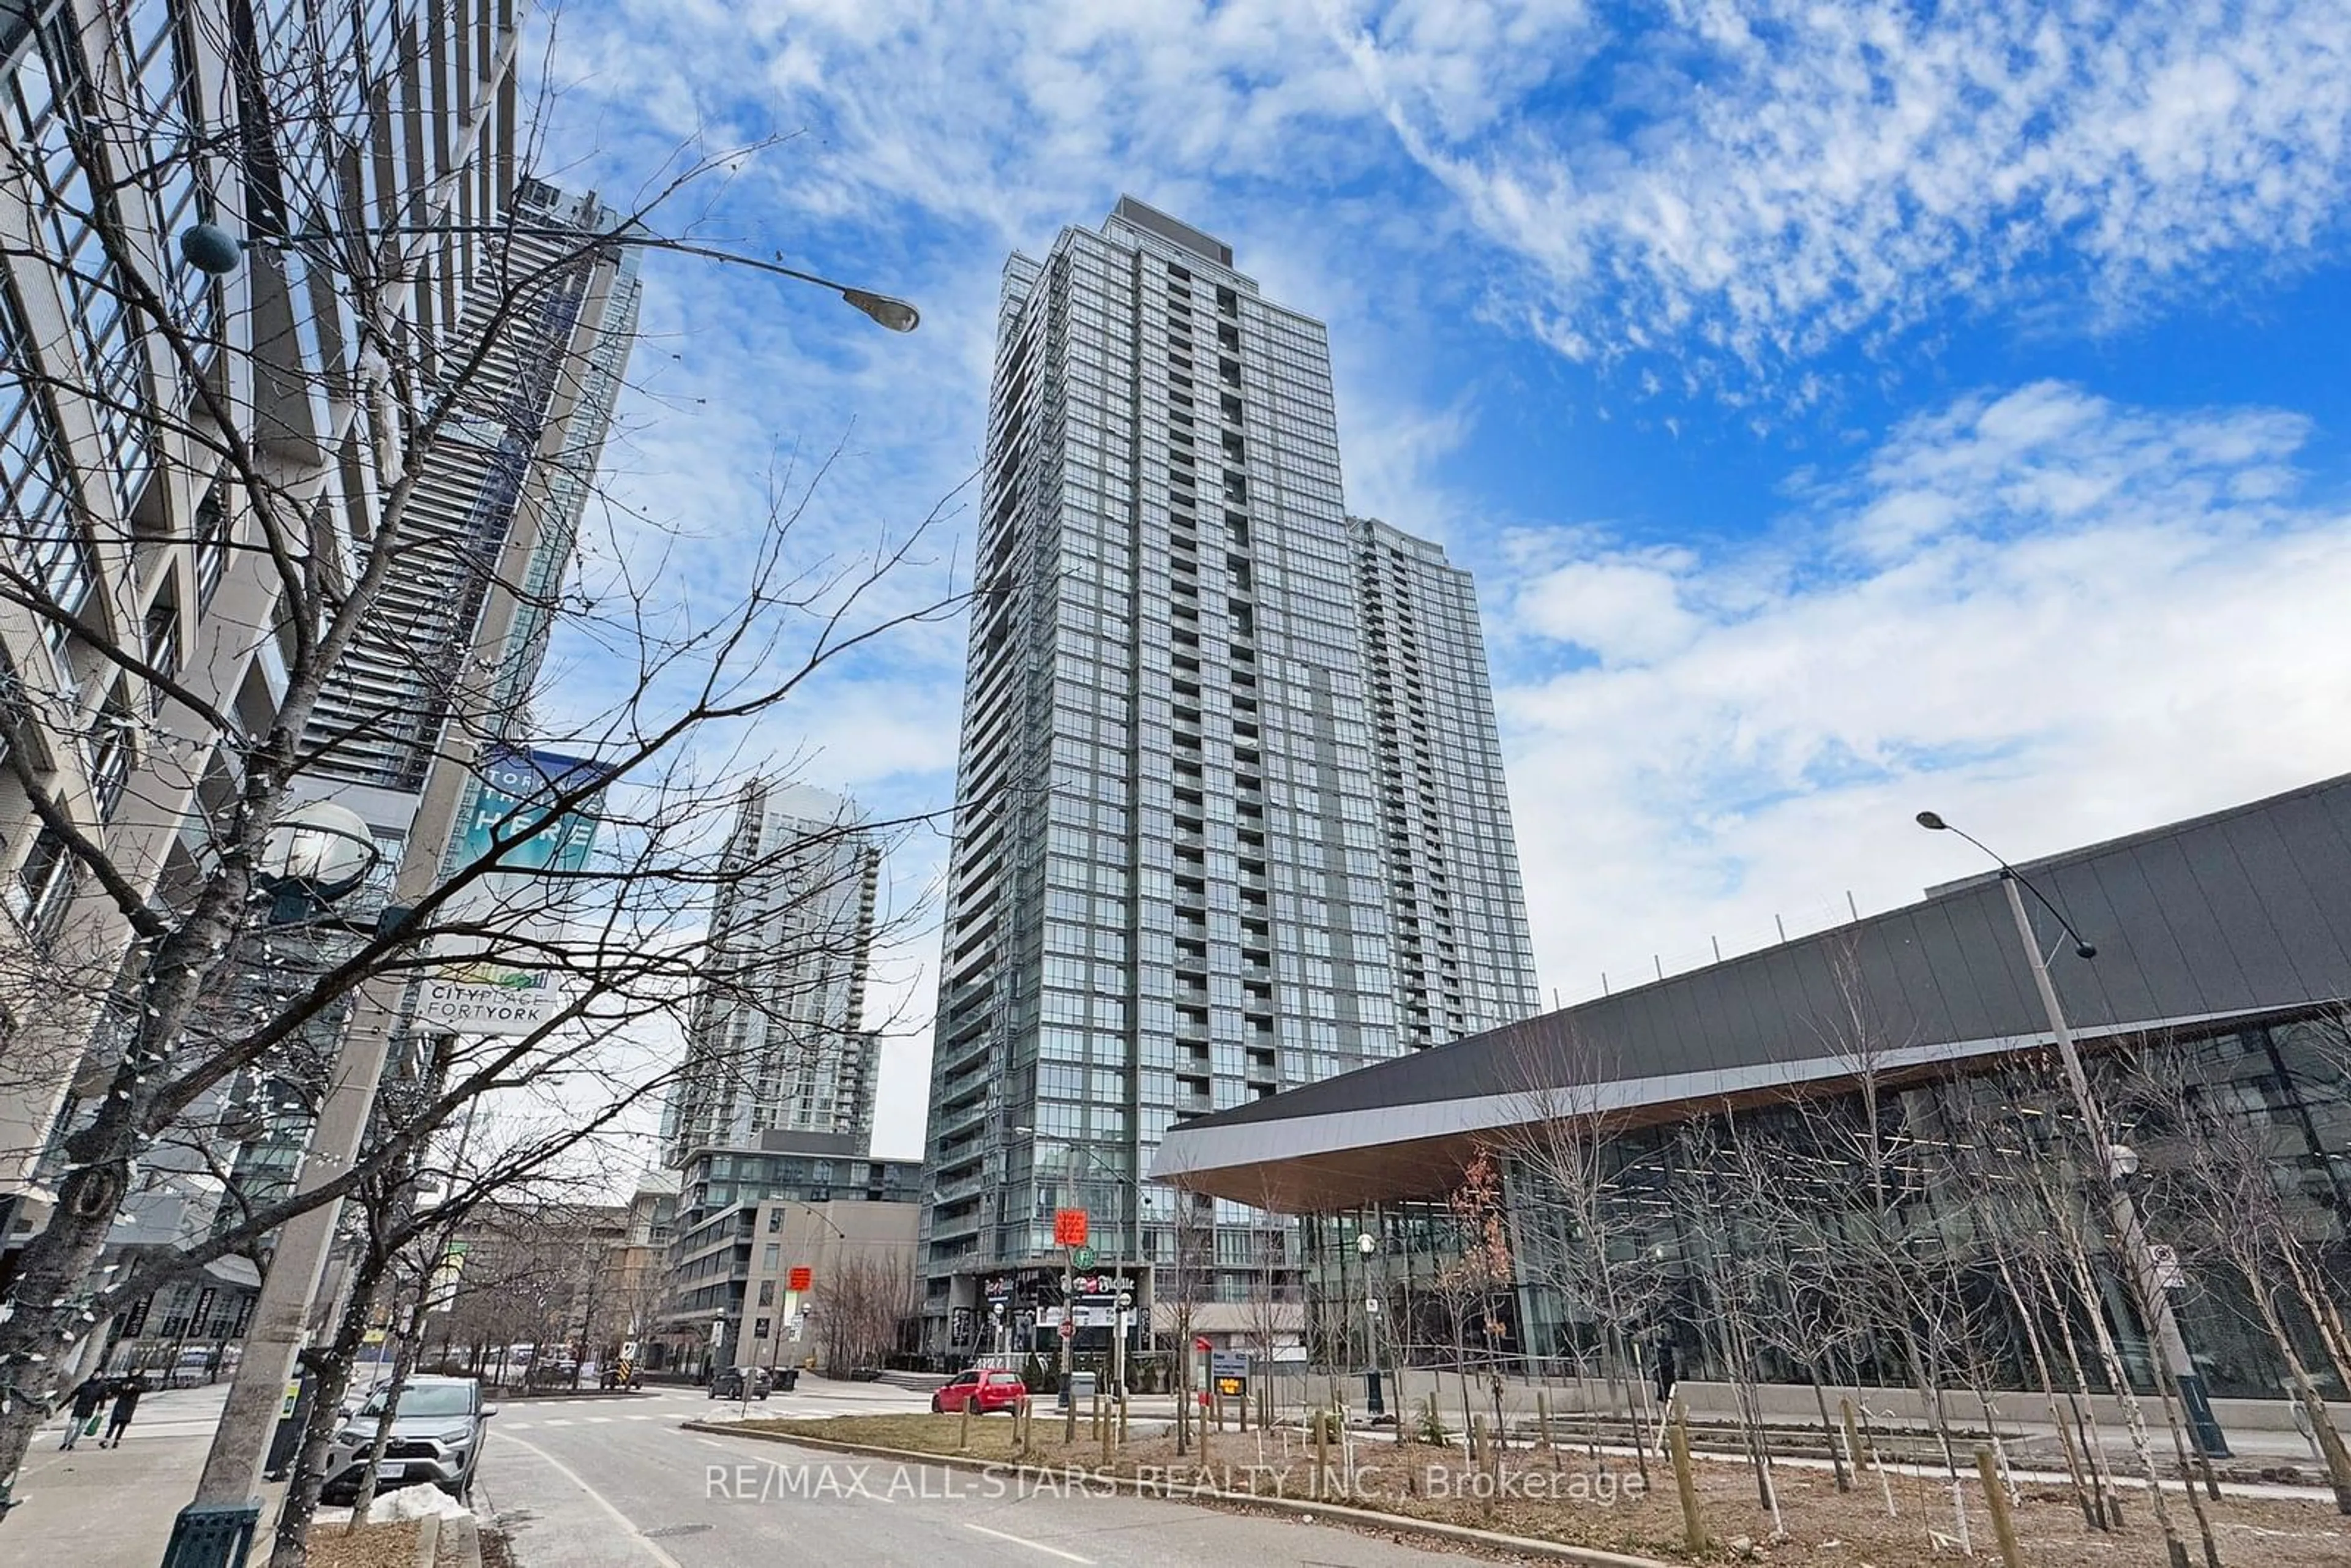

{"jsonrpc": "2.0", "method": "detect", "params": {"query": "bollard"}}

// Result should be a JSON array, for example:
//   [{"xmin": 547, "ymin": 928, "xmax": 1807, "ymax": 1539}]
[
  {"xmin": 1313, "ymin": 1408, "xmax": 1330, "ymax": 1500},
  {"xmin": 1535, "ymin": 1389, "xmax": 1551, "ymax": 1452},
  {"xmin": 1668, "ymin": 1404, "xmax": 1709, "ymax": 1555},
  {"xmin": 960, "ymin": 1397, "xmax": 972, "ymax": 1452},
  {"xmin": 1977, "ymin": 1445, "xmax": 2025, "ymax": 1568},
  {"xmin": 1100, "ymin": 1388, "xmax": 1112, "ymax": 1466}
]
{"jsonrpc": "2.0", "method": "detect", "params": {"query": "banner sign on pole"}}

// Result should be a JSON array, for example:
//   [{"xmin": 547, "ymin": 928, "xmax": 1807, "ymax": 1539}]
[{"xmin": 416, "ymin": 745, "xmax": 612, "ymax": 1034}]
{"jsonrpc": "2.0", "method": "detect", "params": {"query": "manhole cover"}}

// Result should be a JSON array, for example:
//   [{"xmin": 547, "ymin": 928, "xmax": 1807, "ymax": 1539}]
[{"xmin": 643, "ymin": 1525, "xmax": 714, "ymax": 1540}]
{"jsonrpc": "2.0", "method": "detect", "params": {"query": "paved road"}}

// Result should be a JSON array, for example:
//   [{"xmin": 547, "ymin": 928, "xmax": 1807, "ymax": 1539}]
[{"xmin": 480, "ymin": 1387, "xmax": 1493, "ymax": 1568}]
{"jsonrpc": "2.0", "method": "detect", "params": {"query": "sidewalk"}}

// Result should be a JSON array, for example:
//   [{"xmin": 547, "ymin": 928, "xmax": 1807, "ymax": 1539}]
[{"xmin": 6, "ymin": 1383, "xmax": 288, "ymax": 1567}]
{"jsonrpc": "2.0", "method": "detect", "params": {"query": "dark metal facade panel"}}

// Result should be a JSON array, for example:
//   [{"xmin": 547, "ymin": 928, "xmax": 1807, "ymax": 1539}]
[
  {"xmin": 2063, "ymin": 857, "xmax": 2164, "ymax": 1027},
  {"xmin": 2118, "ymin": 836, "xmax": 2251, "ymax": 1016},
  {"xmin": 2178, "ymin": 821, "xmax": 2307, "ymax": 1003},
  {"xmin": 1182, "ymin": 774, "xmax": 2351, "ymax": 1138},
  {"xmin": 2257, "ymin": 794, "xmax": 2351, "ymax": 969}
]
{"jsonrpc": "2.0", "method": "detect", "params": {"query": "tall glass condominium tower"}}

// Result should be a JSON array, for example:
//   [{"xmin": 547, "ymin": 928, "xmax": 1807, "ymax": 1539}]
[
  {"xmin": 1351, "ymin": 516, "xmax": 1542, "ymax": 1045},
  {"xmin": 920, "ymin": 199, "xmax": 1539, "ymax": 1349},
  {"xmin": 662, "ymin": 782, "xmax": 884, "ymax": 1165}
]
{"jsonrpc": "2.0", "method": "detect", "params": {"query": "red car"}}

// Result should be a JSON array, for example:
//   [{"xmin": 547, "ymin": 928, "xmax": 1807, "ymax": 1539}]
[{"xmin": 931, "ymin": 1369, "xmax": 1026, "ymax": 1414}]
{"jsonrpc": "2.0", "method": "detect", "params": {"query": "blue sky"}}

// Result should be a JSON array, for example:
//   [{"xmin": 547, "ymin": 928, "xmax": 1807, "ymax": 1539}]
[{"xmin": 531, "ymin": 0, "xmax": 2351, "ymax": 1158}]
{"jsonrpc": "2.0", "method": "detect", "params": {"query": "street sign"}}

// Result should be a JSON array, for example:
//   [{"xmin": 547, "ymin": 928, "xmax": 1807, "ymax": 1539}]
[
  {"xmin": 787, "ymin": 1265, "xmax": 813, "ymax": 1291},
  {"xmin": 1060, "ymin": 1318, "xmax": 1076, "ymax": 1339},
  {"xmin": 1209, "ymin": 1351, "xmax": 1248, "ymax": 1379},
  {"xmin": 1071, "ymin": 1245, "xmax": 1097, "ymax": 1269},
  {"xmin": 1365, "ymin": 1297, "xmax": 1381, "ymax": 1315},
  {"xmin": 1193, "ymin": 1335, "xmax": 1211, "ymax": 1353},
  {"xmin": 1215, "ymin": 1375, "xmax": 1246, "ymax": 1397},
  {"xmin": 1054, "ymin": 1209, "xmax": 1089, "ymax": 1248}
]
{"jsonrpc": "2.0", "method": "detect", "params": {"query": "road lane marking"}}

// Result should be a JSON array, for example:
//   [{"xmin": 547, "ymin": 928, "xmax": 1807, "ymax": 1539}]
[
  {"xmin": 539, "ymin": 1418, "xmax": 576, "ymax": 1427},
  {"xmin": 963, "ymin": 1521, "xmax": 1094, "ymax": 1563},
  {"xmin": 495, "ymin": 1431, "xmax": 683, "ymax": 1568},
  {"xmin": 587, "ymin": 1417, "xmax": 615, "ymax": 1424},
  {"xmin": 694, "ymin": 1438, "xmax": 728, "ymax": 1449},
  {"xmin": 503, "ymin": 1422, "xmax": 533, "ymax": 1431}
]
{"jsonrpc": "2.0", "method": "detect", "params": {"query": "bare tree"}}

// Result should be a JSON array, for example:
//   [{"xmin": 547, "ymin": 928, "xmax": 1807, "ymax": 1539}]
[
  {"xmin": 1159, "ymin": 1179, "xmax": 1213, "ymax": 1455},
  {"xmin": 814, "ymin": 1253, "xmax": 915, "ymax": 1378},
  {"xmin": 0, "ymin": 8, "xmax": 967, "ymax": 1500},
  {"xmin": 1427, "ymin": 1149, "xmax": 1513, "ymax": 1452},
  {"xmin": 2128, "ymin": 1048, "xmax": 2351, "ymax": 1513},
  {"xmin": 1491, "ymin": 1031, "xmax": 1663, "ymax": 1481},
  {"xmin": 268, "ymin": 1092, "xmax": 636, "ymax": 1564}
]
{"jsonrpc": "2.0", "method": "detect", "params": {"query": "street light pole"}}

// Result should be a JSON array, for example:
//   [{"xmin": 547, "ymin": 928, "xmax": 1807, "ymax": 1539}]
[{"xmin": 1918, "ymin": 812, "xmax": 2230, "ymax": 1458}]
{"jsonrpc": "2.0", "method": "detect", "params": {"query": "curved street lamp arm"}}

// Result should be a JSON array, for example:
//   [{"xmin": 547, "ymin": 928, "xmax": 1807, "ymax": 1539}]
[
  {"xmin": 182, "ymin": 221, "xmax": 918, "ymax": 331},
  {"xmin": 1919, "ymin": 811, "xmax": 2098, "ymax": 958}
]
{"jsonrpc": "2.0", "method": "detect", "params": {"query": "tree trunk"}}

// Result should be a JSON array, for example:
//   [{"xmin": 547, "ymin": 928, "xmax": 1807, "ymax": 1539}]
[
  {"xmin": 1997, "ymin": 1247, "xmax": 2103, "ymax": 1529},
  {"xmin": 2144, "ymin": 1350, "xmax": 2226, "ymax": 1568},
  {"xmin": 270, "ymin": 1245, "xmax": 390, "ymax": 1568},
  {"xmin": 0, "ymin": 898, "xmax": 260, "ymax": 1489},
  {"xmin": 2056, "ymin": 1218, "xmax": 2191, "ymax": 1567},
  {"xmin": 2238, "ymin": 1261, "xmax": 2351, "ymax": 1514},
  {"xmin": 2278, "ymin": 1242, "xmax": 2351, "ymax": 1404},
  {"xmin": 2034, "ymin": 1252, "xmax": 2124, "ymax": 1528},
  {"xmin": 347, "ymin": 1266, "xmax": 440, "ymax": 1529},
  {"xmin": 1812, "ymin": 1371, "xmax": 1852, "ymax": 1492}
]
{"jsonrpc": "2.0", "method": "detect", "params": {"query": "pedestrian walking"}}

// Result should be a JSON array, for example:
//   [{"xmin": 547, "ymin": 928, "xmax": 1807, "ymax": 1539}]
[
  {"xmin": 58, "ymin": 1378, "xmax": 108, "ymax": 1450},
  {"xmin": 98, "ymin": 1375, "xmax": 146, "ymax": 1447},
  {"xmin": 1652, "ymin": 1336, "xmax": 1678, "ymax": 1409},
  {"xmin": 204, "ymin": 1346, "xmax": 223, "ymax": 1384}
]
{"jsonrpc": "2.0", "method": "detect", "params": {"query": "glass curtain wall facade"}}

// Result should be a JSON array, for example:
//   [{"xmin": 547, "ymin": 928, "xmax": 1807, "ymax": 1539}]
[
  {"xmin": 924, "ymin": 200, "xmax": 1398, "ymax": 1343},
  {"xmin": 301, "ymin": 178, "xmax": 642, "ymax": 790},
  {"xmin": 921, "ymin": 199, "xmax": 1540, "ymax": 1354},
  {"xmin": 1299, "ymin": 1017, "xmax": 2351, "ymax": 1403},
  {"xmin": 1351, "ymin": 517, "xmax": 1541, "ymax": 1045},
  {"xmin": 662, "ymin": 782, "xmax": 885, "ymax": 1163},
  {"xmin": 0, "ymin": 0, "xmax": 531, "ymax": 1231}
]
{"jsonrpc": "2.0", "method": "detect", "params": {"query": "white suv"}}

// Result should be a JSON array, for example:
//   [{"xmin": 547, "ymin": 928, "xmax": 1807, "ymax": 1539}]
[{"xmin": 322, "ymin": 1376, "xmax": 495, "ymax": 1501}]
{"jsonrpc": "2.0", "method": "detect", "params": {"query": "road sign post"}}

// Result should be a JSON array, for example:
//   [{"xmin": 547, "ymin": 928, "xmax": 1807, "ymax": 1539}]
[{"xmin": 1055, "ymin": 1199, "xmax": 1087, "ymax": 1442}]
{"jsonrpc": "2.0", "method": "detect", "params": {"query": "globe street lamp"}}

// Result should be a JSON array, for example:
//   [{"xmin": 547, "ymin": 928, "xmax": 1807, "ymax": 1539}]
[
  {"xmin": 177, "ymin": 220, "xmax": 920, "ymax": 332},
  {"xmin": 1916, "ymin": 810, "xmax": 2230, "ymax": 1458}
]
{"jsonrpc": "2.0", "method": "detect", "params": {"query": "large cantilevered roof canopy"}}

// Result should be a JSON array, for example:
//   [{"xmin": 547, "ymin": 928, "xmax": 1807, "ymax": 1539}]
[{"xmin": 1149, "ymin": 774, "xmax": 2351, "ymax": 1212}]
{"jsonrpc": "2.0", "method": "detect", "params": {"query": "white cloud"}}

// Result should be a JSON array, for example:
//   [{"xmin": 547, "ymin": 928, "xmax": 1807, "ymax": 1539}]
[
  {"xmin": 1348, "ymin": 0, "xmax": 2351, "ymax": 378},
  {"xmin": 1495, "ymin": 383, "xmax": 2351, "ymax": 1000}
]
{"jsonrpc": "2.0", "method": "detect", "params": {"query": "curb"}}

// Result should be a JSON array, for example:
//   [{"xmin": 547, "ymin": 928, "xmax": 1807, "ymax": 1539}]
[
  {"xmin": 681, "ymin": 1420, "xmax": 1677, "ymax": 1567},
  {"xmin": 443, "ymin": 1514, "xmax": 484, "ymax": 1568}
]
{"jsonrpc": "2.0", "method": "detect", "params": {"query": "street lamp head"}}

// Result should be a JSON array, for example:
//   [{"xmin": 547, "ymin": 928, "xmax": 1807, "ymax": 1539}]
[
  {"xmin": 1356, "ymin": 1232, "xmax": 1376, "ymax": 1256},
  {"xmin": 261, "ymin": 800, "xmax": 380, "ymax": 902},
  {"xmin": 1915, "ymin": 811, "xmax": 1949, "ymax": 831},
  {"xmin": 179, "ymin": 222, "xmax": 247, "ymax": 276},
  {"xmin": 2074, "ymin": 939, "xmax": 2098, "ymax": 960},
  {"xmin": 841, "ymin": 287, "xmax": 920, "ymax": 333}
]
